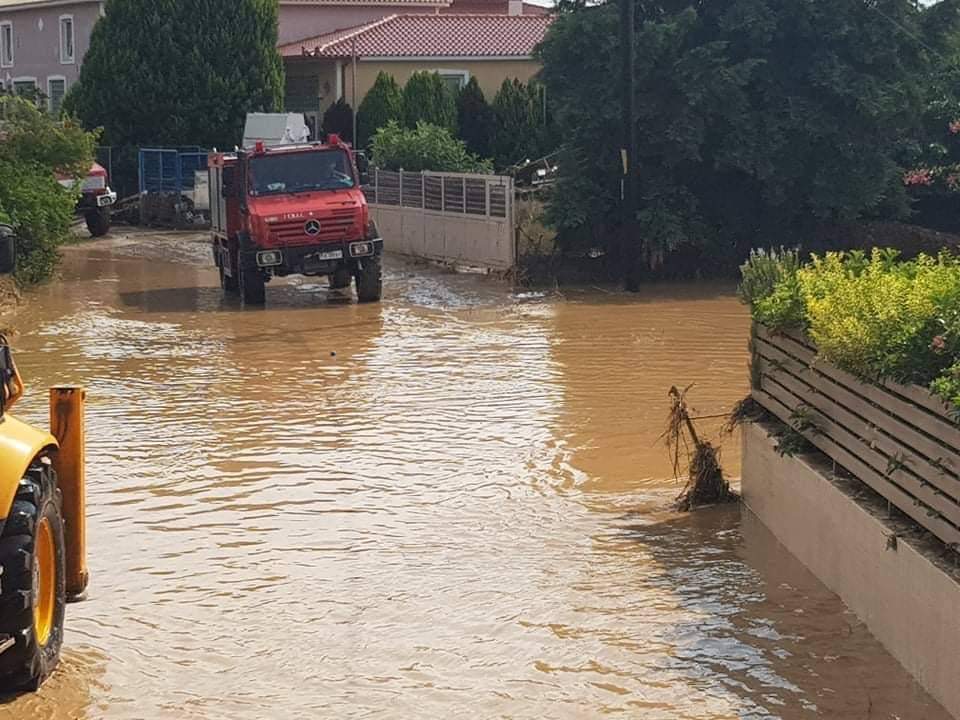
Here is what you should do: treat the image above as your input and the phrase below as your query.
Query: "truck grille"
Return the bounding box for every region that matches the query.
[269,209,358,245]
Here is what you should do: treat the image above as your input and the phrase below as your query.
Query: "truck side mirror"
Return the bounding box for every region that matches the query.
[355,153,370,185]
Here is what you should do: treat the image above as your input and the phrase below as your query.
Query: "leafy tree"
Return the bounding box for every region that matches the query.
[357,71,403,149]
[536,0,960,278]
[402,72,457,134]
[371,121,492,173]
[64,0,284,150]
[0,97,97,282]
[457,76,494,159]
[490,78,553,169]
[322,98,354,143]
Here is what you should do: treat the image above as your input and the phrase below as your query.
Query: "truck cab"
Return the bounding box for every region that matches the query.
[208,135,383,305]
[58,163,117,237]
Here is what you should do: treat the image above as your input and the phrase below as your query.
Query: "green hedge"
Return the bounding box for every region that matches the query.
[740,248,960,408]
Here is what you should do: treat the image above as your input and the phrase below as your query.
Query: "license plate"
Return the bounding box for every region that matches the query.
[314,249,343,261]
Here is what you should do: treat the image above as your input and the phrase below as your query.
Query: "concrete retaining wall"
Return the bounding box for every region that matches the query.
[370,205,515,271]
[742,420,960,719]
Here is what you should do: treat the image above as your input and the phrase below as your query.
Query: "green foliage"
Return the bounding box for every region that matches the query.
[322,98,354,143]
[741,246,960,406]
[402,72,457,134]
[537,1,960,274]
[738,247,803,329]
[797,250,960,382]
[65,0,284,149]
[490,78,554,169]
[0,97,96,283]
[457,77,494,159]
[371,121,492,173]
[738,247,800,306]
[357,72,403,149]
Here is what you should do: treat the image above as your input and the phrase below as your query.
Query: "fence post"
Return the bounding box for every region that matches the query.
[461,177,467,215]
[485,178,491,218]
[399,169,404,208]
[441,176,446,214]
[374,167,379,205]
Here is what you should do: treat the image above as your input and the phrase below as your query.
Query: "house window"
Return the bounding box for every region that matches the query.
[12,77,37,98]
[0,22,12,68]
[47,77,66,115]
[59,15,74,64]
[437,70,469,94]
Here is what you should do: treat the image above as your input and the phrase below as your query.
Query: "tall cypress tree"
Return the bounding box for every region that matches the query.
[490,78,550,169]
[401,72,457,135]
[65,0,284,149]
[456,76,493,159]
[357,71,403,149]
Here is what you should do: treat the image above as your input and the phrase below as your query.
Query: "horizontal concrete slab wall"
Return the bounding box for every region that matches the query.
[742,421,960,719]
[371,205,515,271]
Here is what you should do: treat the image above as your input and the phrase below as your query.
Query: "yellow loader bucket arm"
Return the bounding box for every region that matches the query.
[0,335,24,413]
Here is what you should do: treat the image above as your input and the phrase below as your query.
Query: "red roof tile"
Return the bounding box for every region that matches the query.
[280,13,552,58]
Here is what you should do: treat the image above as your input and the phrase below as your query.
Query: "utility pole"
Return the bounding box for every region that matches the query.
[351,37,358,146]
[619,0,637,230]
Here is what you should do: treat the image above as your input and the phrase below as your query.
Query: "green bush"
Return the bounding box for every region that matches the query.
[357,72,403,149]
[0,96,96,283]
[457,77,493,158]
[322,98,354,143]
[490,78,555,170]
[371,121,492,173]
[402,72,457,134]
[741,246,960,405]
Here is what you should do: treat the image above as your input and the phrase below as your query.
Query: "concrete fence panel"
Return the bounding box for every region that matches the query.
[366,169,515,271]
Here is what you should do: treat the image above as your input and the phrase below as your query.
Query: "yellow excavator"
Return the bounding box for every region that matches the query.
[0,335,86,691]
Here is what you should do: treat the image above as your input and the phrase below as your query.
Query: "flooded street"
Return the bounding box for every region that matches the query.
[0,230,949,719]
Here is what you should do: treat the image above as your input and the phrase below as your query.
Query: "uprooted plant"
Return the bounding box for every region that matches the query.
[663,385,737,511]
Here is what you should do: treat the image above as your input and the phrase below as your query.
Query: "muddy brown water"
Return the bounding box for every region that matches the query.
[0,230,950,719]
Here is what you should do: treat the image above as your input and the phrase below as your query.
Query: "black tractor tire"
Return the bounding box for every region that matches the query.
[0,460,65,692]
[219,260,238,294]
[85,208,110,238]
[329,267,353,290]
[239,265,266,306]
[354,256,382,303]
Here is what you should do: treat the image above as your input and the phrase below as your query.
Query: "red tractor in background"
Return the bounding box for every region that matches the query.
[208,134,382,305]
[59,162,117,237]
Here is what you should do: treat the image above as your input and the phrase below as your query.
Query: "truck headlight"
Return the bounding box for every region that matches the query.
[256,250,282,267]
[349,241,373,257]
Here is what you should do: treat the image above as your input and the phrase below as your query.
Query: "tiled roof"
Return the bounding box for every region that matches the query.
[281,13,552,58]
[280,0,445,4]
[0,0,97,8]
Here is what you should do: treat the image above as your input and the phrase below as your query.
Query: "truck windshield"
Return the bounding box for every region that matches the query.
[249,150,354,196]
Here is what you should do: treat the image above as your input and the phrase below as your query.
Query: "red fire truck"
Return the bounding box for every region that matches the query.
[208,135,382,305]
[59,162,116,237]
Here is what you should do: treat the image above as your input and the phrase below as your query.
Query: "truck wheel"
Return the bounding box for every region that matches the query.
[85,208,110,238]
[354,256,382,303]
[0,460,65,692]
[330,267,352,290]
[239,266,266,306]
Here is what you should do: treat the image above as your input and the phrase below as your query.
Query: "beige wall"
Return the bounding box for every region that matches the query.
[741,421,960,720]
[344,58,541,108]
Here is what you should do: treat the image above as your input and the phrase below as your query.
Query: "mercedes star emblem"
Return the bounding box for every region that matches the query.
[304,219,321,236]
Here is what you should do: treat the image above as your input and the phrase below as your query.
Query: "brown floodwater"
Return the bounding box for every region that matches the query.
[0,230,950,719]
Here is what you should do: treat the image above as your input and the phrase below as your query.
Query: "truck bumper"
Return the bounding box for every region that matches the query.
[77,189,117,212]
[243,237,383,277]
